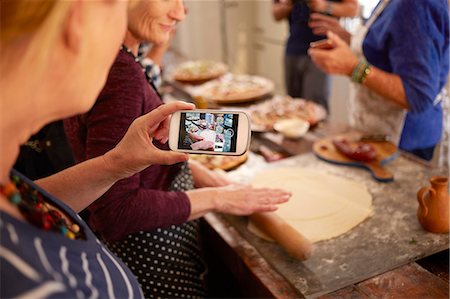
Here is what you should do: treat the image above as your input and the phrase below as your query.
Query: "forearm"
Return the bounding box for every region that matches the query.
[36,150,128,213]
[186,188,217,220]
[272,2,292,21]
[362,66,409,110]
[95,186,190,242]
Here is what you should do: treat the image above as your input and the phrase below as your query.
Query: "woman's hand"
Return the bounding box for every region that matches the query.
[104,101,195,179]
[308,13,351,44]
[214,184,291,215]
[308,31,358,76]
[188,132,204,142]
[186,185,291,219]
[189,159,230,188]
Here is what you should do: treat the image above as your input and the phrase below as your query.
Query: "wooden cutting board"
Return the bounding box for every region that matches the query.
[312,136,398,182]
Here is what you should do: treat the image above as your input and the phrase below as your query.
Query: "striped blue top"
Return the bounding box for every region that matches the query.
[0,171,143,298]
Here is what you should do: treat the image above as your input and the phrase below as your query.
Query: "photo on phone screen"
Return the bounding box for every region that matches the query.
[178,111,239,153]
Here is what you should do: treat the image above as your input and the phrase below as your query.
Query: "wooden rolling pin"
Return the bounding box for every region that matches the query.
[250,212,313,261]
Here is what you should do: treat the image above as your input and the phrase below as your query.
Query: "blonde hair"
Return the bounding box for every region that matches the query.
[0,0,60,44]
[1,0,72,76]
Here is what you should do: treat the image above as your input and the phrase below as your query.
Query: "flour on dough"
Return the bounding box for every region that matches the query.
[249,168,373,243]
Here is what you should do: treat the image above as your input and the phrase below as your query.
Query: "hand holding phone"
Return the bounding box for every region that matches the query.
[169,110,250,156]
[310,39,335,50]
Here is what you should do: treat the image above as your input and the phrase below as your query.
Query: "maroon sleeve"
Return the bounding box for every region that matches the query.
[83,54,190,243]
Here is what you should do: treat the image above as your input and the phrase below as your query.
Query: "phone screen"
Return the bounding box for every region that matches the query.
[177,112,239,153]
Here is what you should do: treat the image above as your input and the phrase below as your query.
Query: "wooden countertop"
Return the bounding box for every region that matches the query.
[161,79,449,297]
[202,213,448,298]
[200,122,449,298]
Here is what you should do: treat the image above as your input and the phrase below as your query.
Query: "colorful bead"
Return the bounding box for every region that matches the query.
[60,226,69,235]
[71,224,80,233]
[66,231,75,239]
[35,202,44,210]
[49,209,62,219]
[0,173,83,240]
[11,175,20,184]
[31,192,38,201]
[10,193,21,204]
[42,214,53,230]
[2,182,16,196]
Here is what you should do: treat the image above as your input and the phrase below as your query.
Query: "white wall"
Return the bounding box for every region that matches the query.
[170,0,352,123]
[172,0,223,62]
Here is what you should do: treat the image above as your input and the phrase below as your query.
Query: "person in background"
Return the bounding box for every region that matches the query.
[0,0,201,297]
[308,0,449,163]
[272,0,359,111]
[64,0,291,297]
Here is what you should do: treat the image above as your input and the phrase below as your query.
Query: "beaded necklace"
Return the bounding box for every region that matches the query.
[0,173,84,240]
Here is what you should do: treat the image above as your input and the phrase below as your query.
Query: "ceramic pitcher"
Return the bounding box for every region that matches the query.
[417,176,450,233]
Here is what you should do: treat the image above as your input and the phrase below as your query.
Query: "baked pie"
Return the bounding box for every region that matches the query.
[195,74,274,103]
[173,60,228,83]
[249,95,327,131]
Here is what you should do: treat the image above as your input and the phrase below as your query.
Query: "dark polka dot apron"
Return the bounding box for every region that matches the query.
[107,163,207,298]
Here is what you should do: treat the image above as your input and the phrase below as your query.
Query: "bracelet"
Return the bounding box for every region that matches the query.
[351,59,371,84]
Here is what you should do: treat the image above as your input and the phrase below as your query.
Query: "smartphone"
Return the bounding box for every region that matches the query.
[169,110,251,156]
[310,39,335,50]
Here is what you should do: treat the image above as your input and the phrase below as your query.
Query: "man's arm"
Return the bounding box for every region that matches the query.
[308,32,409,110]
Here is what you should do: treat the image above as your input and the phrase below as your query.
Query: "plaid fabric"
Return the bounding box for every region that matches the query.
[141,57,162,89]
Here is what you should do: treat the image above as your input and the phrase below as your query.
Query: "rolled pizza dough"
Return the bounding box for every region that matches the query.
[249,168,373,243]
